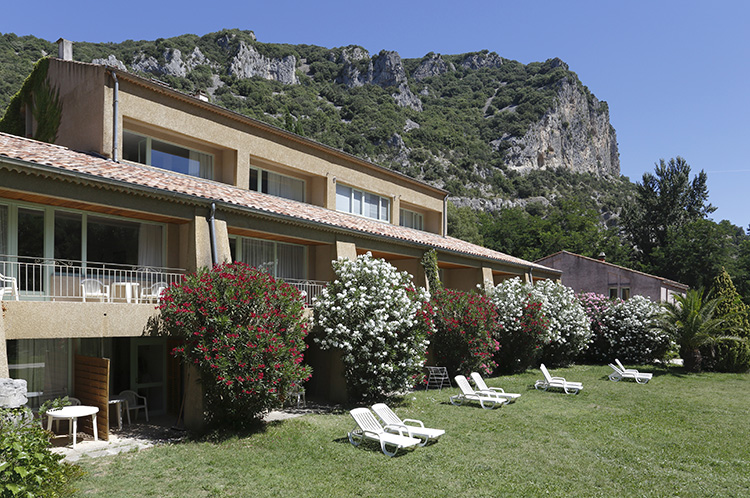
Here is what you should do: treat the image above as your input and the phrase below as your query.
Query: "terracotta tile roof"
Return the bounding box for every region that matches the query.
[0,132,558,273]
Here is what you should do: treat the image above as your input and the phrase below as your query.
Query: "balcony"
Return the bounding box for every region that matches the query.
[0,256,326,307]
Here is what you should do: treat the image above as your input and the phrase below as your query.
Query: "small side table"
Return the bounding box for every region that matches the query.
[46,405,99,448]
[109,397,130,430]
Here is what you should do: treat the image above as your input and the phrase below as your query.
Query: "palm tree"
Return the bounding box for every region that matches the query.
[658,289,729,371]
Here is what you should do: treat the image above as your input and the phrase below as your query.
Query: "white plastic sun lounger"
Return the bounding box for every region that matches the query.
[470,372,521,403]
[348,407,421,457]
[371,403,445,446]
[608,363,652,384]
[534,364,583,394]
[450,375,508,409]
[615,359,643,376]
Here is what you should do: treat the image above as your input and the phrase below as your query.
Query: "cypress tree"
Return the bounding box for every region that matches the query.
[711,268,750,339]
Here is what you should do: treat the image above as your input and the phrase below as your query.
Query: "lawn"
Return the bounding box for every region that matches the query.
[75,365,750,497]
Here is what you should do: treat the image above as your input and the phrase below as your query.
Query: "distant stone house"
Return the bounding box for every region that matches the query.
[535,251,688,303]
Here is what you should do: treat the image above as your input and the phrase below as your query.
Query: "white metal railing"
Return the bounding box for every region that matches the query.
[0,255,327,306]
[0,255,185,303]
[284,278,327,307]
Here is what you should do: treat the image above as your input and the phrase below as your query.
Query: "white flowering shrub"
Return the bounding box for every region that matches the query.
[591,295,671,364]
[313,253,434,401]
[486,277,591,368]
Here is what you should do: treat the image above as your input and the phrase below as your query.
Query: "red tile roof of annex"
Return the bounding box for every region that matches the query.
[0,132,558,274]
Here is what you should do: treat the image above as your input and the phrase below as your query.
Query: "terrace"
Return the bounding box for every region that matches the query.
[0,256,326,307]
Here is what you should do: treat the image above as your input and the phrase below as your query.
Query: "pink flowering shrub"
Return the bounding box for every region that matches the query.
[494,297,548,373]
[153,262,311,427]
[430,289,500,377]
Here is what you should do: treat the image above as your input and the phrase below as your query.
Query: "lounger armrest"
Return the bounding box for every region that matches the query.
[383,424,408,437]
[488,387,506,393]
[402,418,425,428]
[550,376,567,382]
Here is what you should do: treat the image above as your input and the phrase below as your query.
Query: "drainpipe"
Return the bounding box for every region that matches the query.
[111,71,119,162]
[443,193,448,237]
[209,203,218,266]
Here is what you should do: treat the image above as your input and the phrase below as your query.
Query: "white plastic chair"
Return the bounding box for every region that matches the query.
[118,390,149,422]
[608,363,653,384]
[348,407,421,457]
[0,273,19,301]
[470,372,521,403]
[371,403,445,446]
[534,364,583,394]
[450,375,508,409]
[140,281,168,303]
[81,278,110,302]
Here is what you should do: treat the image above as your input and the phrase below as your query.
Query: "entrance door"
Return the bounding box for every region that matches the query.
[130,338,167,416]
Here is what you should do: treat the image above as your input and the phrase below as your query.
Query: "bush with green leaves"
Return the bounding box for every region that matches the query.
[153,262,311,427]
[313,253,434,401]
[595,295,671,364]
[429,289,500,377]
[494,297,548,373]
[486,277,591,368]
[0,407,83,498]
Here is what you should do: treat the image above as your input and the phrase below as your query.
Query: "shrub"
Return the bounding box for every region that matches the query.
[699,337,750,373]
[494,297,548,373]
[577,292,614,362]
[487,278,591,369]
[597,295,671,364]
[313,253,434,401]
[0,407,83,498]
[429,289,500,376]
[153,262,311,427]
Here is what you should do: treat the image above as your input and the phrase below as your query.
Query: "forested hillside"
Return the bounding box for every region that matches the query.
[2,30,749,302]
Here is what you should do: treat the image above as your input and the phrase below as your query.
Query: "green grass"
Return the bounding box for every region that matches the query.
[75,365,750,497]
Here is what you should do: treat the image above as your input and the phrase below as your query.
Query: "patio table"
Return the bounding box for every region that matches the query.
[112,281,140,303]
[46,405,99,448]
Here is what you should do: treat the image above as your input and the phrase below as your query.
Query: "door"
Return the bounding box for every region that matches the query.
[130,338,167,416]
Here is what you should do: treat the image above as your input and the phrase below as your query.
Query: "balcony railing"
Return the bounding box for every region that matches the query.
[0,255,327,306]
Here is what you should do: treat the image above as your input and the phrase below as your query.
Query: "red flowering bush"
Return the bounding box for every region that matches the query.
[429,289,500,377]
[153,262,311,427]
[494,298,548,373]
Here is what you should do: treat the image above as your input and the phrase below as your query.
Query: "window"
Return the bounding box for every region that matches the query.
[122,131,213,179]
[620,288,631,300]
[609,288,618,300]
[234,237,305,281]
[8,339,71,410]
[336,184,390,222]
[249,168,305,202]
[400,208,424,230]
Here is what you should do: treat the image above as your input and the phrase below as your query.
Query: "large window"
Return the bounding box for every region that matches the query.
[249,168,305,202]
[123,130,213,180]
[232,236,305,281]
[336,184,390,222]
[400,208,424,230]
[8,339,71,410]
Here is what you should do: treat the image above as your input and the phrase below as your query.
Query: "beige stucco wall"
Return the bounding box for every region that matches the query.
[3,301,158,340]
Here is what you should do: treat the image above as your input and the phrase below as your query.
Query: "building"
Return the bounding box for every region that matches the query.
[0,46,559,431]
[535,251,688,302]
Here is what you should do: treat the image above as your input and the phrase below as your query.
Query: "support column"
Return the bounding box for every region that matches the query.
[0,309,9,378]
[335,240,357,261]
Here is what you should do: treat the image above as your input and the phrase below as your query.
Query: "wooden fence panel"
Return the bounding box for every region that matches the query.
[74,355,109,441]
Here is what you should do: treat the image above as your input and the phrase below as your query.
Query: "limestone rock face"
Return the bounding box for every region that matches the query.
[335,47,372,87]
[413,53,454,81]
[229,41,298,85]
[92,54,127,71]
[392,83,423,111]
[497,78,619,176]
[461,51,503,70]
[372,51,407,87]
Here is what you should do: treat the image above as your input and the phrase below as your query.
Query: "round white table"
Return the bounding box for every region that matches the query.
[46,405,99,448]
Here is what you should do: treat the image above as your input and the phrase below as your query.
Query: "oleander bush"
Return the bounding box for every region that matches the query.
[429,289,500,376]
[584,294,670,364]
[313,253,434,401]
[0,407,83,498]
[486,278,591,370]
[152,262,311,427]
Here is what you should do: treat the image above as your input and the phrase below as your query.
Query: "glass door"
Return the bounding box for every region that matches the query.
[130,338,167,416]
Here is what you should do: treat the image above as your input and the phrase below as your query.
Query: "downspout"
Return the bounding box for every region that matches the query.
[209,203,218,266]
[111,71,119,162]
[443,193,448,237]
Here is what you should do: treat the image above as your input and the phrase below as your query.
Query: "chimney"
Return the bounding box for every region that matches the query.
[597,252,606,262]
[57,38,73,60]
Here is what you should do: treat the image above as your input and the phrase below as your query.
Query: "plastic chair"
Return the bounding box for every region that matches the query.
[118,390,149,422]
[81,278,110,302]
[140,281,168,303]
[0,273,19,301]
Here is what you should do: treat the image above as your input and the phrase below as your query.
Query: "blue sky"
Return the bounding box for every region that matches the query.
[3,1,749,228]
